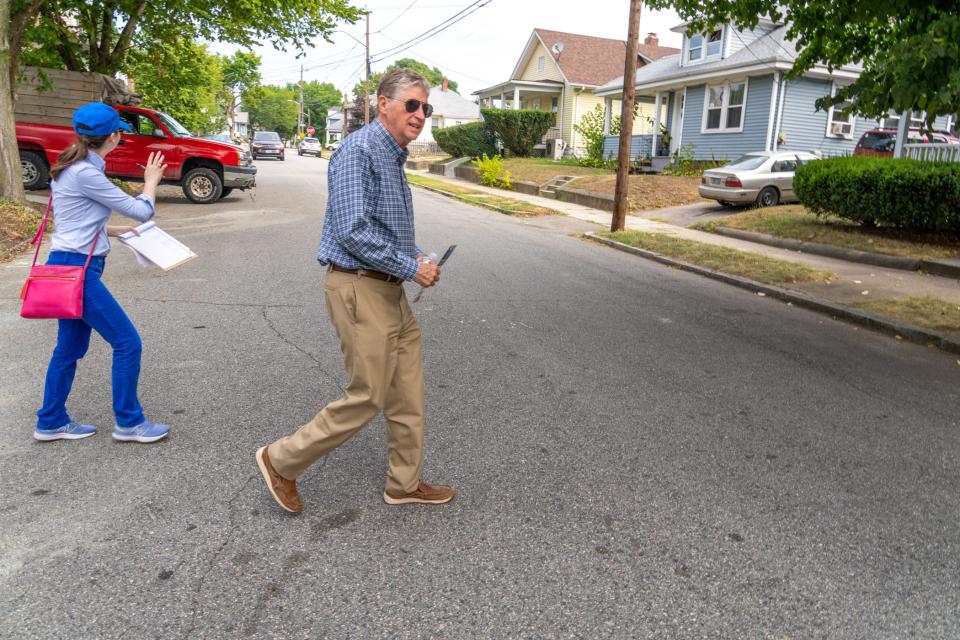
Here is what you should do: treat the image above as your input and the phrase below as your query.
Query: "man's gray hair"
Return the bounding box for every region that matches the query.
[377,68,430,99]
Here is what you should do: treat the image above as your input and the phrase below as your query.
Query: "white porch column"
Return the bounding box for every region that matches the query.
[500,91,505,109]
[603,97,612,135]
[652,92,663,156]
[894,109,910,158]
[513,87,520,110]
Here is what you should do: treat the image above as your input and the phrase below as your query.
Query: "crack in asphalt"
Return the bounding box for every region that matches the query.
[260,306,346,394]
[181,474,254,640]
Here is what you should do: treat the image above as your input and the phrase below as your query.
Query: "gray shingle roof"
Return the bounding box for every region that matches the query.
[597,26,860,94]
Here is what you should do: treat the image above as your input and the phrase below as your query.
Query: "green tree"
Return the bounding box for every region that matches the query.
[244,84,298,138]
[574,104,626,163]
[128,37,226,135]
[645,0,960,125]
[221,51,261,140]
[286,79,341,134]
[1,0,360,201]
[351,57,458,103]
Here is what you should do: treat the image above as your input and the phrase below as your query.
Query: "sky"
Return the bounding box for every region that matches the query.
[207,0,684,99]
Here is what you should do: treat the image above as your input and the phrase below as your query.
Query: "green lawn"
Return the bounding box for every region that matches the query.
[709,205,960,260]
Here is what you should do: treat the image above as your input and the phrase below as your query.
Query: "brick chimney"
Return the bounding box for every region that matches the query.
[644,33,659,46]
[441,77,449,92]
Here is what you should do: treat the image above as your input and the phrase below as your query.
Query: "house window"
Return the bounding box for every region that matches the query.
[881,110,926,130]
[702,80,747,132]
[687,28,722,63]
[826,83,855,139]
[551,97,558,113]
[532,98,541,110]
[538,55,545,72]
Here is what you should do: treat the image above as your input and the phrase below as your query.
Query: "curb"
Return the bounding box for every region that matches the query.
[409,182,525,218]
[586,233,960,356]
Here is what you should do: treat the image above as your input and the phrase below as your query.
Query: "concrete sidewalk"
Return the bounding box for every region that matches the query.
[408,170,960,306]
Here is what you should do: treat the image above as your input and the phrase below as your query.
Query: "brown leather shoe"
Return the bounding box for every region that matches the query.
[256,446,303,513]
[383,481,455,505]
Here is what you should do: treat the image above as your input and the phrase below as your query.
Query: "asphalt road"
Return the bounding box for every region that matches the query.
[1,152,958,639]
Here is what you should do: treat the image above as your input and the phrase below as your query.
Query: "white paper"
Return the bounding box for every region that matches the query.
[118,221,197,271]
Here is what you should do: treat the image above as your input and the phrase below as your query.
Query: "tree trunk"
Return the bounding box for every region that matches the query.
[0,0,27,202]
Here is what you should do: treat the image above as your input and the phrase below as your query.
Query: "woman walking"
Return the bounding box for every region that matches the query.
[33,101,170,443]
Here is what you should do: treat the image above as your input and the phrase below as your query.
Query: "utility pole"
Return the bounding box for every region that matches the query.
[364,10,371,125]
[342,93,350,140]
[611,0,642,232]
[298,64,305,139]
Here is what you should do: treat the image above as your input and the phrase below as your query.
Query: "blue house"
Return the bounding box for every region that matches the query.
[595,19,955,167]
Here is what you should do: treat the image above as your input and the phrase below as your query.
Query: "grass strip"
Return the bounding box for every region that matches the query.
[853,296,960,335]
[406,173,562,217]
[708,205,960,260]
[0,199,45,262]
[598,230,835,285]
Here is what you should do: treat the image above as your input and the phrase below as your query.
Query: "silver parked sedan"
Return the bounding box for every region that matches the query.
[698,150,819,207]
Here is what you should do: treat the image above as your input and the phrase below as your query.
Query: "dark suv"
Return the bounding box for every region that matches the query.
[250,131,284,161]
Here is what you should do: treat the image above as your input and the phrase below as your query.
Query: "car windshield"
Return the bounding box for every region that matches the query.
[723,155,769,170]
[155,111,192,137]
[858,132,895,151]
[303,138,319,143]
[254,132,281,142]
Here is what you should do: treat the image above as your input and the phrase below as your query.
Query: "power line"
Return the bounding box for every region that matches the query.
[376,33,495,85]
[369,0,493,64]
[378,0,420,33]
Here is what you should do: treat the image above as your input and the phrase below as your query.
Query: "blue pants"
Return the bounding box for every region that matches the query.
[36,251,145,430]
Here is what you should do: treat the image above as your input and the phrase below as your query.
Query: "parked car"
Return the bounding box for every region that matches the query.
[853,128,960,157]
[250,131,284,160]
[326,140,341,151]
[699,151,820,207]
[298,137,322,156]
[16,90,256,203]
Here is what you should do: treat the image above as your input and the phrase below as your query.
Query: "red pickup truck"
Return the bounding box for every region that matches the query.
[17,104,256,203]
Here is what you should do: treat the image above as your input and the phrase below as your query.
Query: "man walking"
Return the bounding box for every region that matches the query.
[256,68,453,513]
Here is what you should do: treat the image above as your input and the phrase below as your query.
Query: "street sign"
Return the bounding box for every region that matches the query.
[306,126,315,135]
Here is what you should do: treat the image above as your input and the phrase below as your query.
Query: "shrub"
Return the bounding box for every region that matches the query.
[475,154,513,189]
[480,108,556,157]
[433,122,497,159]
[794,156,960,232]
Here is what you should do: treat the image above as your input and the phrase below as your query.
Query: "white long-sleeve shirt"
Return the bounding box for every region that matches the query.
[49,151,155,256]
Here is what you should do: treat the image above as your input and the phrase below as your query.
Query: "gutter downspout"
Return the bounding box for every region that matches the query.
[765,71,780,152]
[773,73,786,151]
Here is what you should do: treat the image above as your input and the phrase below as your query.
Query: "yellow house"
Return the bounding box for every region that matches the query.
[474,28,679,157]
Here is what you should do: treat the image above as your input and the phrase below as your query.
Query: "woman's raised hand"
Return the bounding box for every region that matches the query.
[143,152,167,187]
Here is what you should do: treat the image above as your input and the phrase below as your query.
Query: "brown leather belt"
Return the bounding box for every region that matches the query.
[329,264,404,284]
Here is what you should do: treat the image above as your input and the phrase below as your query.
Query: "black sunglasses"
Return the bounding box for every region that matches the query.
[387,97,433,118]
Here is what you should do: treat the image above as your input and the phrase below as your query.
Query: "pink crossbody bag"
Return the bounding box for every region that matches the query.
[19,196,97,320]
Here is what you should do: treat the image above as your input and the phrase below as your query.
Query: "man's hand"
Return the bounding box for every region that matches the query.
[415,260,440,287]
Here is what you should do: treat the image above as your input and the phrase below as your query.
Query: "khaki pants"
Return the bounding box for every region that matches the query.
[268,269,425,495]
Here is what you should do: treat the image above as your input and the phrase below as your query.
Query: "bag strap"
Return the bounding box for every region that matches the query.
[30,195,98,269]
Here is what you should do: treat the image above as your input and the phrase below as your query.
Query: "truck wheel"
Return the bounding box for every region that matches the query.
[182,167,223,203]
[20,151,49,190]
[219,187,233,199]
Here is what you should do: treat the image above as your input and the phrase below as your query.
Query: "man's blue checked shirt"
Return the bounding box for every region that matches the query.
[317,119,422,280]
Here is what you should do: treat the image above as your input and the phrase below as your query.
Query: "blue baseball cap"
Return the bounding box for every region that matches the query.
[72,102,132,136]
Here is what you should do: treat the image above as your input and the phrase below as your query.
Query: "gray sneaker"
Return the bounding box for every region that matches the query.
[112,418,170,443]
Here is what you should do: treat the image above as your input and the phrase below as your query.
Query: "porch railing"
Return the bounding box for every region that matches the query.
[543,127,561,141]
[903,143,960,162]
[407,140,442,156]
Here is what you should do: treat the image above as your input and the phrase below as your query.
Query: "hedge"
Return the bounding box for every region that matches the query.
[480,108,556,157]
[794,156,960,233]
[433,122,497,159]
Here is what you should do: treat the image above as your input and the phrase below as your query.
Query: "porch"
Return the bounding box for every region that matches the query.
[474,79,563,155]
[600,89,683,171]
